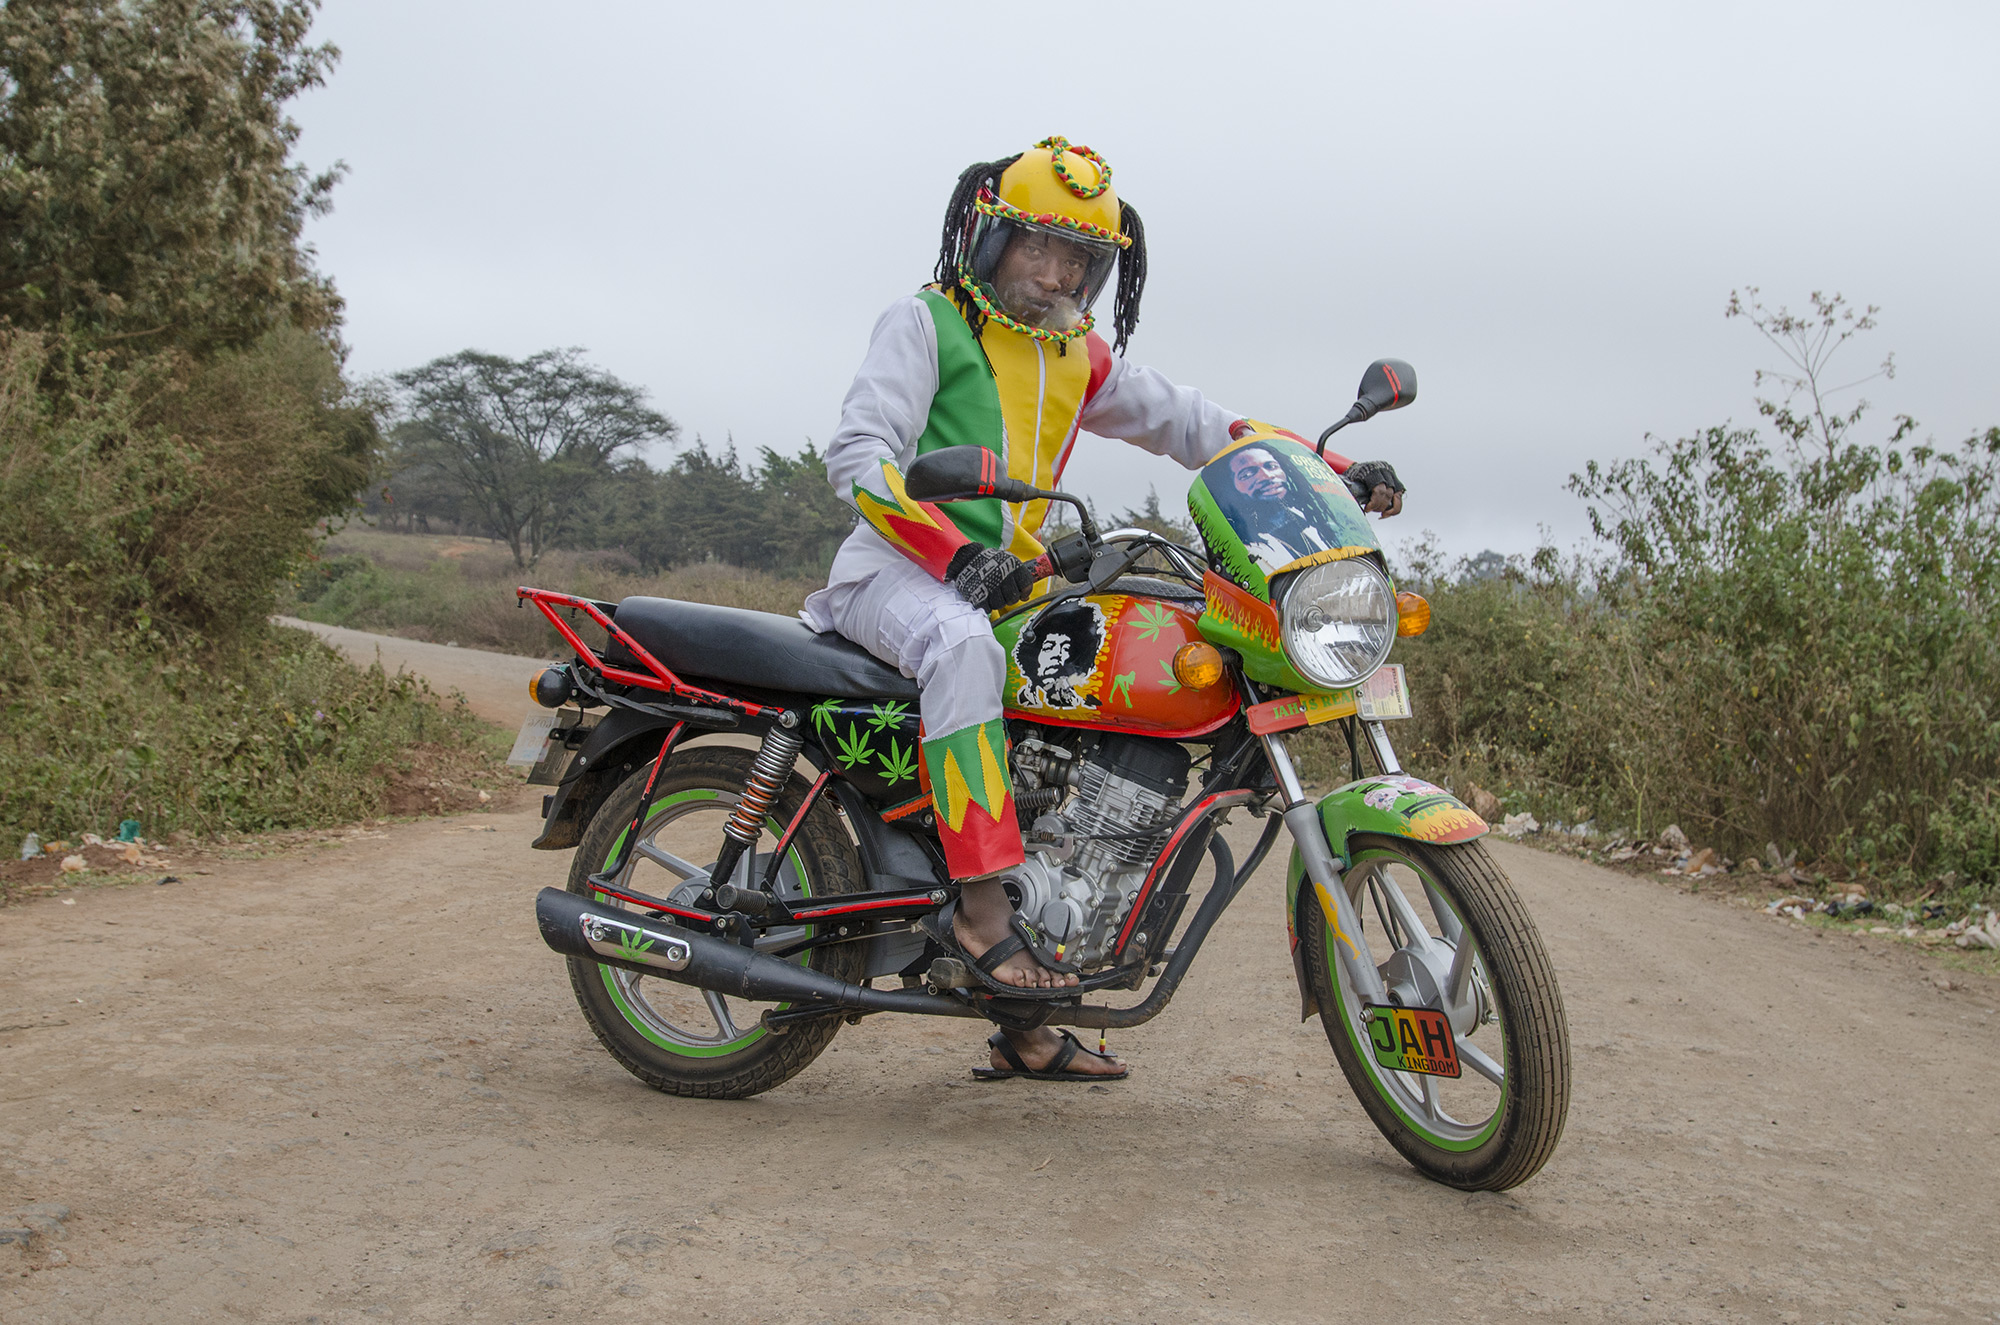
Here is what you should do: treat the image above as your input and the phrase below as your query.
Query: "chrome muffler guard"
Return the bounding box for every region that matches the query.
[576,909,693,972]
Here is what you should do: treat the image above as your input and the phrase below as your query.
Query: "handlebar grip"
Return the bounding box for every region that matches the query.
[1029,552,1054,581]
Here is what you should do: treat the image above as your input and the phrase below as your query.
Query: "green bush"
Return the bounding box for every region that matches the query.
[1371,296,2000,895]
[0,327,492,847]
[0,327,373,640]
[0,617,487,841]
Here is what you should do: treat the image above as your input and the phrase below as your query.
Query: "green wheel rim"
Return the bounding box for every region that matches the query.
[590,788,813,1059]
[1322,846,1506,1152]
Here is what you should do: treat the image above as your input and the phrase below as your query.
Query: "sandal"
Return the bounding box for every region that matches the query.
[972,1029,1128,1082]
[922,906,1079,1001]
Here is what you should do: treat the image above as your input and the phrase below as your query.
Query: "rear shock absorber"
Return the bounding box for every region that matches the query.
[708,714,802,898]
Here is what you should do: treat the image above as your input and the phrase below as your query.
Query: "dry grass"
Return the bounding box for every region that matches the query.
[292,528,823,655]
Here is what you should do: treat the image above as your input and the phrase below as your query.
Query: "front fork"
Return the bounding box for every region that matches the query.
[1262,728,1388,1007]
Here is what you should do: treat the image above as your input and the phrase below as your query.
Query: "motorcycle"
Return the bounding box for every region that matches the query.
[515,359,1571,1190]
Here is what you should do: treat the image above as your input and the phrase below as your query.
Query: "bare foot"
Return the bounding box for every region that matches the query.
[996,1027,1125,1077]
[953,878,1079,990]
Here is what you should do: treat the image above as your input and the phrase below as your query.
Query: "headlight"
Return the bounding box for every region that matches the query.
[1280,558,1397,690]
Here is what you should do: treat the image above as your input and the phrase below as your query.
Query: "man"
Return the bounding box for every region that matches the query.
[1227,446,1335,567]
[802,137,1403,1079]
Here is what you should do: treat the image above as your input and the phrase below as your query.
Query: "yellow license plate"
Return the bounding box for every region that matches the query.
[1366,1005,1461,1078]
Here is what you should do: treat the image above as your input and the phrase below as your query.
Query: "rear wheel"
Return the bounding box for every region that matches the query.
[565,745,863,1099]
[1302,833,1569,1189]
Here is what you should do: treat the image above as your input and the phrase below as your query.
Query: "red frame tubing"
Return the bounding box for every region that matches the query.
[600,722,687,880]
[515,587,781,720]
[788,890,948,922]
[758,769,833,890]
[588,881,714,927]
[1110,790,1257,957]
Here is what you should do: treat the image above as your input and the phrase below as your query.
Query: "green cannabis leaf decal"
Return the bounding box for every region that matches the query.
[868,700,910,733]
[835,723,873,769]
[1157,658,1182,694]
[810,698,840,733]
[879,739,917,785]
[1130,602,1175,642]
[615,928,655,960]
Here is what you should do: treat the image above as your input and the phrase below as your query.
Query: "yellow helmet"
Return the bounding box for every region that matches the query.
[991,138,1126,244]
[954,136,1137,346]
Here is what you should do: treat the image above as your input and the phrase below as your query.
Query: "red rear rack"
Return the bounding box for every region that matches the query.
[516,586,784,721]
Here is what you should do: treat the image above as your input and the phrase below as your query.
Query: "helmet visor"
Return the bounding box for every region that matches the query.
[966,214,1120,334]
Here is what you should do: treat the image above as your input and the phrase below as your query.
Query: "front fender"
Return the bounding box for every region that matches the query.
[1282,776,1488,1020]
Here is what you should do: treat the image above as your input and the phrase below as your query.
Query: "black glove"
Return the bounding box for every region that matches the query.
[946,544,1037,613]
[1343,460,1406,511]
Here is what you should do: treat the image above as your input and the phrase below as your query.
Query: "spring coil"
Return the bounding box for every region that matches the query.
[722,725,804,845]
[1015,786,1063,812]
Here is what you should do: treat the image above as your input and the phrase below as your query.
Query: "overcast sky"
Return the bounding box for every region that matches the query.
[294,0,2000,562]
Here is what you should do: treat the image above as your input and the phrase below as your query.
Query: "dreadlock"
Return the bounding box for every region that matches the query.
[1110,199,1146,355]
[933,155,1021,342]
[931,153,1150,356]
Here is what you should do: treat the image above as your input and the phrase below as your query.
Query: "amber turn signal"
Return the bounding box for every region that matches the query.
[1172,641,1226,690]
[1395,591,1431,638]
[530,666,576,708]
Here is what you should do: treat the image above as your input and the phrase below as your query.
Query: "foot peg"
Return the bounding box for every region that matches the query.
[926,957,973,992]
[712,883,775,917]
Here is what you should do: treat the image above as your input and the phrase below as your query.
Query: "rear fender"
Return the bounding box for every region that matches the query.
[530,709,683,850]
[1281,776,1488,1020]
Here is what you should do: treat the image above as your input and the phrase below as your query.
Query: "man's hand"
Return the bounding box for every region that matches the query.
[947,545,1037,613]
[1344,460,1406,519]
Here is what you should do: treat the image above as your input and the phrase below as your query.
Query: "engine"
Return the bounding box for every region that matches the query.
[1007,733,1191,971]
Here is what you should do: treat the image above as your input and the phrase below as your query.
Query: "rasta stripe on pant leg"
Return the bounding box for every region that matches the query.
[922,719,1024,879]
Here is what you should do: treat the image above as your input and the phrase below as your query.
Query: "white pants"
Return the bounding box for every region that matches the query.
[800,550,1007,740]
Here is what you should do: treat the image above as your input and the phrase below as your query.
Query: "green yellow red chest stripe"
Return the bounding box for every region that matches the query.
[850,290,1112,579]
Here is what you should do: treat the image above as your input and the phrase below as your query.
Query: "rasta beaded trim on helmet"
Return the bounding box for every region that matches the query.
[1036,135,1112,199]
[932,144,1149,355]
[972,192,1132,248]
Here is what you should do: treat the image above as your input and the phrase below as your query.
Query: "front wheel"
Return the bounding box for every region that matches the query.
[1301,833,1570,1189]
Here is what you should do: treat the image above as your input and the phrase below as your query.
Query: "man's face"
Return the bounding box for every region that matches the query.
[993,229,1096,330]
[1230,449,1288,502]
[1036,633,1072,677]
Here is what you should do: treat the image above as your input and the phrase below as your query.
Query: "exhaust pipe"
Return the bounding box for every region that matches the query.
[534,888,975,1017]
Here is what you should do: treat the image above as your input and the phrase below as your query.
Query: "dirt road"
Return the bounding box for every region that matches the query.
[5,635,1998,1322]
[275,617,555,727]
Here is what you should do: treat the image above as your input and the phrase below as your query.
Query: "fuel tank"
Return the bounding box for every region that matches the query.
[995,590,1238,738]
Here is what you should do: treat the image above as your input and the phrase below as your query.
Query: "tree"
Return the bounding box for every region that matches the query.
[747,444,859,572]
[0,0,343,353]
[388,349,677,568]
[1111,485,1197,546]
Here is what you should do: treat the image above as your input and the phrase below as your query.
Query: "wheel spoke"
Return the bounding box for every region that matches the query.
[1378,870,1442,956]
[1420,1072,1441,1122]
[1424,880,1464,947]
[703,989,741,1041]
[1459,1039,1505,1086]
[1446,930,1476,1006]
[1367,873,1404,948]
[633,839,708,880]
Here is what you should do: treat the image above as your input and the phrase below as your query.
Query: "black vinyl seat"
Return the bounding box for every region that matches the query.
[607,597,919,701]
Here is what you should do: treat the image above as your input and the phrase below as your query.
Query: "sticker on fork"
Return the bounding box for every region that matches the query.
[1366,1006,1461,1078]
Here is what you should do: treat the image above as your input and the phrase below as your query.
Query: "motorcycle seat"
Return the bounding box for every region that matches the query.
[607,596,920,701]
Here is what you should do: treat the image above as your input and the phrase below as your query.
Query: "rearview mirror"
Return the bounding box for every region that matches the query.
[1356,358,1416,414]
[903,448,1036,503]
[1317,357,1418,456]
